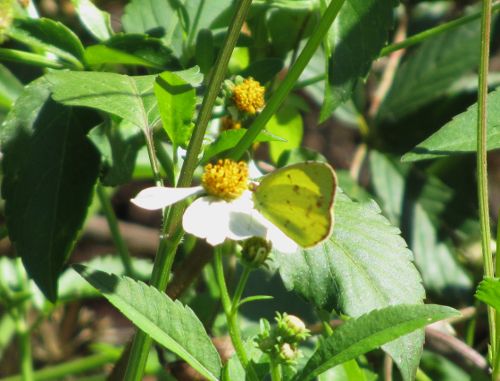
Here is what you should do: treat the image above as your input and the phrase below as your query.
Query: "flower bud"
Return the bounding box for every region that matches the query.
[279,343,299,363]
[241,237,272,268]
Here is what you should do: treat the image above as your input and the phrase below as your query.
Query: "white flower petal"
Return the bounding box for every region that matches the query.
[226,191,268,240]
[131,186,203,210]
[265,223,298,253]
[182,196,233,246]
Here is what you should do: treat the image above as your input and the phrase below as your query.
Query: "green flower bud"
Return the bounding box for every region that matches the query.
[279,343,299,363]
[241,237,272,268]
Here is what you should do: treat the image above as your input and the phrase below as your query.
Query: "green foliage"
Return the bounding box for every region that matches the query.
[402,88,500,162]
[0,63,22,110]
[75,265,222,381]
[378,18,480,121]
[476,277,500,311]
[293,304,458,381]
[322,0,398,114]
[275,190,426,380]
[266,104,303,164]
[154,71,196,148]
[71,0,113,41]
[0,78,100,302]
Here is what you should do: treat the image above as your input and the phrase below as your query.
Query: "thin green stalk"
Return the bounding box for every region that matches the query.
[475,0,496,374]
[415,368,432,381]
[231,266,251,315]
[214,250,249,368]
[0,353,116,381]
[380,2,500,57]
[228,0,346,160]
[16,321,33,381]
[96,183,134,277]
[153,139,176,186]
[269,358,282,381]
[123,2,253,379]
[0,48,64,69]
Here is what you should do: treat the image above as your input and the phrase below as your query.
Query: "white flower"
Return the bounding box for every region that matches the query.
[131,160,297,253]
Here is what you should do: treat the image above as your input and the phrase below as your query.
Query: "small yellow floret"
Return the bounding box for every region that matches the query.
[220,116,242,131]
[202,159,249,200]
[232,78,265,115]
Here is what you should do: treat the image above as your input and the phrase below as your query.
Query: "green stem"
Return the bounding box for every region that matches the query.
[0,48,64,69]
[228,0,346,160]
[0,353,116,381]
[476,0,495,362]
[123,2,253,379]
[231,266,251,315]
[270,358,282,381]
[317,309,333,336]
[214,250,249,366]
[96,183,134,277]
[16,320,33,381]
[415,368,432,381]
[154,140,176,186]
[380,2,500,57]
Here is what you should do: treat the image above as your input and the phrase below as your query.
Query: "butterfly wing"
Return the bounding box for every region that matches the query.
[253,162,336,248]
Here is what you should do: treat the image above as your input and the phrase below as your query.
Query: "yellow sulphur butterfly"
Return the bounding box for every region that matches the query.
[252,162,337,248]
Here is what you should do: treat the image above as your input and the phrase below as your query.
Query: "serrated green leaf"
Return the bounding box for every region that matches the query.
[274,190,425,381]
[370,151,472,299]
[324,0,398,113]
[154,71,196,148]
[121,0,184,57]
[71,0,113,41]
[201,128,284,164]
[47,71,159,130]
[8,18,85,67]
[0,78,100,302]
[378,18,480,121]
[402,87,500,162]
[293,304,459,381]
[74,265,222,381]
[476,277,500,311]
[266,105,303,164]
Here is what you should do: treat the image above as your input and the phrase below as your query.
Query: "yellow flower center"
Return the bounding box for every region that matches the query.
[202,159,249,200]
[220,116,242,131]
[232,78,265,115]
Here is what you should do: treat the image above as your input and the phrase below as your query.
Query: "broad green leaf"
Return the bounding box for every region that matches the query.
[154,71,196,148]
[71,0,113,41]
[74,265,222,381]
[277,147,327,167]
[0,78,100,302]
[274,190,425,381]
[323,0,398,113]
[8,18,85,66]
[88,119,145,186]
[85,33,172,68]
[184,0,233,47]
[378,19,480,121]
[370,151,473,299]
[46,71,159,130]
[121,0,184,57]
[293,304,459,381]
[0,63,23,110]
[476,277,500,311]
[402,88,500,162]
[195,29,215,75]
[266,105,303,164]
[201,129,284,164]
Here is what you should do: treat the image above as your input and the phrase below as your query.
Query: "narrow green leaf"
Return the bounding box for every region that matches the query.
[266,104,303,164]
[71,0,113,41]
[195,29,215,75]
[324,0,398,113]
[378,19,480,121]
[476,277,500,311]
[0,63,23,110]
[293,304,459,381]
[0,78,100,301]
[47,71,159,130]
[74,265,222,381]
[8,18,85,66]
[402,87,500,162]
[275,190,425,381]
[154,71,196,148]
[85,34,172,68]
